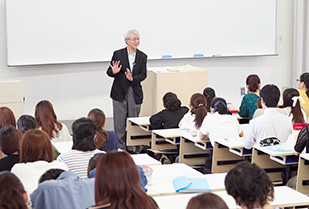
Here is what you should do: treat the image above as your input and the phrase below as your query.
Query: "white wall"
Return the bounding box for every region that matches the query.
[0,0,294,120]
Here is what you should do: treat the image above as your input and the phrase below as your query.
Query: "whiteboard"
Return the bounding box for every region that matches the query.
[5,0,277,66]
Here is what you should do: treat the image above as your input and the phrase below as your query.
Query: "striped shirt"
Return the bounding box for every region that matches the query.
[57,149,104,178]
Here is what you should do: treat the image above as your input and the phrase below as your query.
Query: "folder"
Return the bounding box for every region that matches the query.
[173,176,210,193]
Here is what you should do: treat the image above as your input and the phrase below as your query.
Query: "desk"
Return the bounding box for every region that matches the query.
[297,153,309,194]
[212,137,250,173]
[153,186,309,209]
[130,154,161,166]
[150,129,185,152]
[147,173,226,197]
[252,144,298,183]
[179,133,212,166]
[126,117,152,147]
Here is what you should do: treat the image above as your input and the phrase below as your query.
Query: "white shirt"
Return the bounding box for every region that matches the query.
[51,123,72,142]
[11,160,68,195]
[57,149,104,178]
[127,47,136,72]
[244,108,293,149]
[179,112,198,132]
[199,112,242,146]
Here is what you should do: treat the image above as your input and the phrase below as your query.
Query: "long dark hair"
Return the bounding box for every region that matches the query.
[281,88,305,123]
[203,87,216,112]
[190,93,207,129]
[94,152,158,209]
[211,97,231,115]
[35,100,62,139]
[87,108,109,149]
[71,118,96,151]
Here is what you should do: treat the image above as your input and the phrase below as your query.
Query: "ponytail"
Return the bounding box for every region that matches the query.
[94,128,109,149]
[190,93,207,129]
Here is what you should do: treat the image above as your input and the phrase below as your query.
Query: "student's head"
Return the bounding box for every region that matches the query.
[211,97,230,115]
[298,72,309,90]
[88,153,105,178]
[35,100,62,139]
[39,168,65,184]
[0,107,16,130]
[259,84,280,108]
[87,108,109,149]
[0,171,28,209]
[246,74,261,93]
[0,126,22,156]
[225,161,274,209]
[203,87,216,112]
[17,115,37,134]
[19,129,54,163]
[186,193,228,209]
[71,117,96,152]
[94,151,157,209]
[190,93,207,129]
[163,92,181,111]
[282,88,304,123]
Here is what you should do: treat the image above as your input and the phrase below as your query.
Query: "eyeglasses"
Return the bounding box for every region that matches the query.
[296,79,301,82]
[129,38,140,42]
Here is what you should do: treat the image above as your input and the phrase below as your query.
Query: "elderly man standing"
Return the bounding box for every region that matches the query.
[107,29,147,152]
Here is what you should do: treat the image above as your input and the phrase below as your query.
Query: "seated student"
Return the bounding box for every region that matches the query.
[244,84,292,149]
[57,118,104,178]
[150,92,189,129]
[89,151,157,209]
[186,193,228,209]
[297,72,309,120]
[87,153,148,191]
[0,126,22,172]
[279,88,307,123]
[203,87,216,112]
[199,97,243,173]
[0,171,29,209]
[179,93,207,134]
[35,100,71,142]
[0,106,16,129]
[30,169,95,209]
[225,161,274,209]
[17,114,37,134]
[87,108,118,152]
[11,129,68,195]
[17,114,60,159]
[238,74,261,120]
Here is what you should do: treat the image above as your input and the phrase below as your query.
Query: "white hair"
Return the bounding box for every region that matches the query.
[124,29,140,44]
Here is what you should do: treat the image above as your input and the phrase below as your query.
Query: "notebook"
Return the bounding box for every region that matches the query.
[173,176,210,193]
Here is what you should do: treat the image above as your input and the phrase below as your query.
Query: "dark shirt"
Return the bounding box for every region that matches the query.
[0,154,19,172]
[294,125,309,153]
[99,131,118,152]
[150,106,189,129]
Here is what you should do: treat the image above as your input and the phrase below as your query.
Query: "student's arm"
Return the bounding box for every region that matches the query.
[243,123,255,149]
[238,96,248,117]
[294,125,309,155]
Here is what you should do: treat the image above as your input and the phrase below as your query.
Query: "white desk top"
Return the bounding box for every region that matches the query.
[253,143,294,156]
[130,154,161,166]
[127,116,150,125]
[153,186,309,209]
[300,153,309,161]
[214,137,245,148]
[148,163,202,180]
[147,173,227,196]
[152,128,187,138]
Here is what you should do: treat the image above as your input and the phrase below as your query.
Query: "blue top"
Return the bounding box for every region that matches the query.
[99,130,118,152]
[238,93,259,120]
[30,171,95,209]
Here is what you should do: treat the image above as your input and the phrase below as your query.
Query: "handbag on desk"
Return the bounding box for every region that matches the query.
[260,137,280,147]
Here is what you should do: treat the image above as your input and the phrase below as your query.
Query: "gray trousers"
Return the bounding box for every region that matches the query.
[113,87,141,150]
